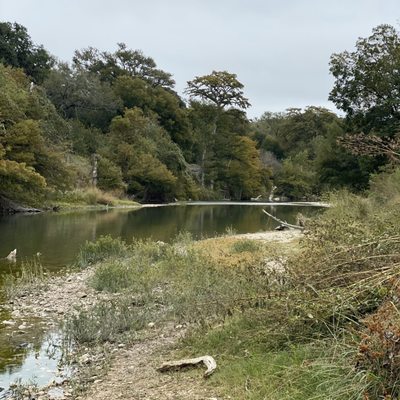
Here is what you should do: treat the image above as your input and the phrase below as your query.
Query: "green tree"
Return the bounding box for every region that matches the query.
[113,75,193,151]
[275,151,317,200]
[218,135,264,199]
[0,143,46,202]
[107,108,189,201]
[0,63,72,204]
[186,71,251,192]
[329,24,400,135]
[0,22,53,83]
[44,63,122,130]
[73,43,175,88]
[97,157,125,192]
[185,70,250,110]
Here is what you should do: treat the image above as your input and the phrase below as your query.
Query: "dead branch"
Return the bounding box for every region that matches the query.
[157,355,217,378]
[262,209,304,231]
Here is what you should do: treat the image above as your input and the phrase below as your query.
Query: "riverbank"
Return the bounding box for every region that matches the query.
[2,187,398,400]
[1,230,300,399]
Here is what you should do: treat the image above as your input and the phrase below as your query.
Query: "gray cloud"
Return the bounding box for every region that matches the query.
[1,0,399,118]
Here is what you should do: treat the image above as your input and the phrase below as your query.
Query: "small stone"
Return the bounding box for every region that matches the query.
[94,379,102,384]
[2,320,15,326]
[118,343,125,348]
[147,322,155,328]
[47,387,65,400]
[175,324,183,329]
[79,353,91,364]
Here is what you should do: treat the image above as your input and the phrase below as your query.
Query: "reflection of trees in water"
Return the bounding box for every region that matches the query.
[0,206,322,274]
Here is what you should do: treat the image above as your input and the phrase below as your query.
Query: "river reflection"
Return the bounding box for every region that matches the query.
[0,203,321,273]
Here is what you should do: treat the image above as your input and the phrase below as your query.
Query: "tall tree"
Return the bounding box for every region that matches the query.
[0,64,71,203]
[0,22,53,83]
[44,63,122,130]
[185,70,250,110]
[186,71,251,188]
[73,43,175,88]
[329,24,400,136]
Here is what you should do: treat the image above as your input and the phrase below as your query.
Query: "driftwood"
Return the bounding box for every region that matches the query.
[262,209,304,231]
[6,249,17,262]
[157,355,217,378]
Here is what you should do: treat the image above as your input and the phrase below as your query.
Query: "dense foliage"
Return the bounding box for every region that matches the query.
[1,22,400,206]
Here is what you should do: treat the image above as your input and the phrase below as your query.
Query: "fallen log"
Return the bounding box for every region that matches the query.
[262,209,304,231]
[157,355,217,378]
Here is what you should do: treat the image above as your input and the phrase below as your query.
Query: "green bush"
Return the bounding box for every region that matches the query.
[90,261,134,293]
[77,235,128,268]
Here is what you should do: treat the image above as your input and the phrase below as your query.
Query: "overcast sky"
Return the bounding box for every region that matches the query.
[1,0,399,118]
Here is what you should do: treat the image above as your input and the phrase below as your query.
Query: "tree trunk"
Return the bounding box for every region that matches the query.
[92,154,98,187]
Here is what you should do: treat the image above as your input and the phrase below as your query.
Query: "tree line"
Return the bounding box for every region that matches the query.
[1,22,399,205]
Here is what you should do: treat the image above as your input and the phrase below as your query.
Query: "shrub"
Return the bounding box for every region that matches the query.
[357,282,400,399]
[76,235,128,268]
[64,298,145,344]
[90,261,134,293]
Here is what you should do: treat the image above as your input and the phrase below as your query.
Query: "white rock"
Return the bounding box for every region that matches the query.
[79,354,91,364]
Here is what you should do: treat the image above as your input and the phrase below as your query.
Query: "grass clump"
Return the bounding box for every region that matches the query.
[231,239,261,253]
[64,298,146,344]
[90,261,135,293]
[76,235,128,268]
[61,188,117,206]
[3,259,47,299]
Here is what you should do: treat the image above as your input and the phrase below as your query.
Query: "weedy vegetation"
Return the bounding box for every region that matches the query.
[3,259,48,299]
[60,167,400,399]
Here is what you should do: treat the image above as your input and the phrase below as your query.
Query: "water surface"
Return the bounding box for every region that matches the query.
[0,203,320,273]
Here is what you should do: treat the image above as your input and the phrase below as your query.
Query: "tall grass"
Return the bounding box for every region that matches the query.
[3,259,47,299]
[64,298,146,344]
[61,188,117,206]
[76,235,128,268]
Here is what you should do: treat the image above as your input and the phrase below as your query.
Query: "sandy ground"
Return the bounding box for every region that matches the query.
[81,326,220,400]
[232,229,302,242]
